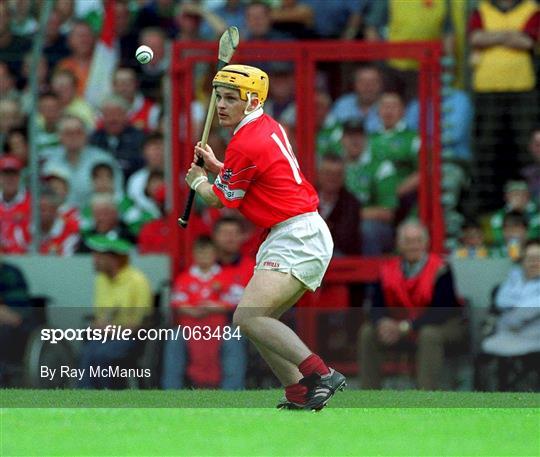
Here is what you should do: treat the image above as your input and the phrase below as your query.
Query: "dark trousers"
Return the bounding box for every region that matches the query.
[472,91,539,212]
[79,339,138,389]
[359,317,466,390]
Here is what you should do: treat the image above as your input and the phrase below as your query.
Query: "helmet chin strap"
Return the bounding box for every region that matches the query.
[244,92,261,115]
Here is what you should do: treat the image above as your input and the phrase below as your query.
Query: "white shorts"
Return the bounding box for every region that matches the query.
[254,211,334,292]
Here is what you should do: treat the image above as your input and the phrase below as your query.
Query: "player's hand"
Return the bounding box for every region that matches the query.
[377,318,401,346]
[194,142,223,174]
[185,161,207,189]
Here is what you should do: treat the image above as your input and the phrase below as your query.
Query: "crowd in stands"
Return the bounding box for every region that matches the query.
[1,0,540,390]
[1,0,539,261]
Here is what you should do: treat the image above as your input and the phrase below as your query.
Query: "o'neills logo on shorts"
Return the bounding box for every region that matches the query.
[263,261,280,268]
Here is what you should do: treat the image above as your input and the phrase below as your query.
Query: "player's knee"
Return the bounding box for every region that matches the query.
[232,309,251,334]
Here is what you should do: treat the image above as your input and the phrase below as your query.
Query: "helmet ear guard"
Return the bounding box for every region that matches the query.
[243,91,261,114]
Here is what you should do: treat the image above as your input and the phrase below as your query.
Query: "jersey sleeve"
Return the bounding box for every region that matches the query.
[212,148,259,208]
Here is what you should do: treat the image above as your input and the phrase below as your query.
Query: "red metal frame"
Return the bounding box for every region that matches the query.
[169,40,443,281]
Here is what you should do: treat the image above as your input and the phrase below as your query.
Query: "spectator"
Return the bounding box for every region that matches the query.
[126,133,164,216]
[265,63,295,121]
[302,0,366,39]
[0,156,30,254]
[133,0,177,38]
[112,67,161,133]
[521,127,540,203]
[56,20,96,97]
[0,99,25,151]
[10,0,38,38]
[79,234,152,389]
[358,220,466,390]
[42,115,123,208]
[342,120,399,255]
[43,9,70,69]
[51,69,95,129]
[136,27,169,102]
[491,210,530,261]
[36,92,62,152]
[4,185,81,256]
[489,181,540,246]
[137,183,171,254]
[41,161,78,222]
[0,63,19,103]
[366,0,453,100]
[280,90,343,158]
[36,186,80,256]
[89,96,146,179]
[372,92,420,212]
[452,219,490,259]
[329,65,384,131]
[79,192,140,252]
[469,0,540,211]
[271,0,316,40]
[341,119,367,167]
[80,163,154,243]
[481,239,540,360]
[3,128,29,170]
[55,0,75,34]
[162,236,239,389]
[174,1,226,41]
[212,216,254,389]
[201,0,246,38]
[317,154,361,256]
[245,1,290,41]
[0,257,31,386]
[0,2,31,82]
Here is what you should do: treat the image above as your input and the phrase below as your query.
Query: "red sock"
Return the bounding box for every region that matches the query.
[285,383,308,404]
[298,353,330,377]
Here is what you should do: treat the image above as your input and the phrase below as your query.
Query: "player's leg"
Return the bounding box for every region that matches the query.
[247,287,307,386]
[233,270,312,371]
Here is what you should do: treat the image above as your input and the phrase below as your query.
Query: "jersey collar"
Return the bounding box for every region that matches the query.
[189,264,222,281]
[234,108,264,135]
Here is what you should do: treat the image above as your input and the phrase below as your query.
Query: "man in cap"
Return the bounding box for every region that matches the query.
[79,234,152,389]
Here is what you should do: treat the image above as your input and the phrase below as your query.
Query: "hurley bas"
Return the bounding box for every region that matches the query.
[41,365,151,381]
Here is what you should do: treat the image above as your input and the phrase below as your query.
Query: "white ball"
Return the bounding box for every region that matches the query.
[136,45,154,64]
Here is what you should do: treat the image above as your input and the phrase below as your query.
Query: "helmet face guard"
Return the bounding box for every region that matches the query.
[213,65,269,105]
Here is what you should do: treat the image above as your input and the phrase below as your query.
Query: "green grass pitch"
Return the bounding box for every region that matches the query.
[1,390,539,456]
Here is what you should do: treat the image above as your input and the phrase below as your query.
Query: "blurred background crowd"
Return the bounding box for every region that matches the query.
[1,0,539,258]
[1,0,539,391]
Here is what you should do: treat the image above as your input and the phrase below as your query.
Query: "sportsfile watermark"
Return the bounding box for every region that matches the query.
[41,325,242,345]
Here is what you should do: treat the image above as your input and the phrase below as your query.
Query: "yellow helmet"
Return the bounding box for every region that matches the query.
[213,64,269,105]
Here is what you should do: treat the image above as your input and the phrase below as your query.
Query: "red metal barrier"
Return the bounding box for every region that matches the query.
[169,40,443,283]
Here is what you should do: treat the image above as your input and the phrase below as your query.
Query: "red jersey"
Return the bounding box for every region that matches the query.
[0,190,31,254]
[137,218,171,254]
[212,110,319,228]
[219,255,255,307]
[5,214,81,256]
[170,264,233,387]
[39,215,80,256]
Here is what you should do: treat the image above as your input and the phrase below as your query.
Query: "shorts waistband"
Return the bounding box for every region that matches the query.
[271,211,319,231]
